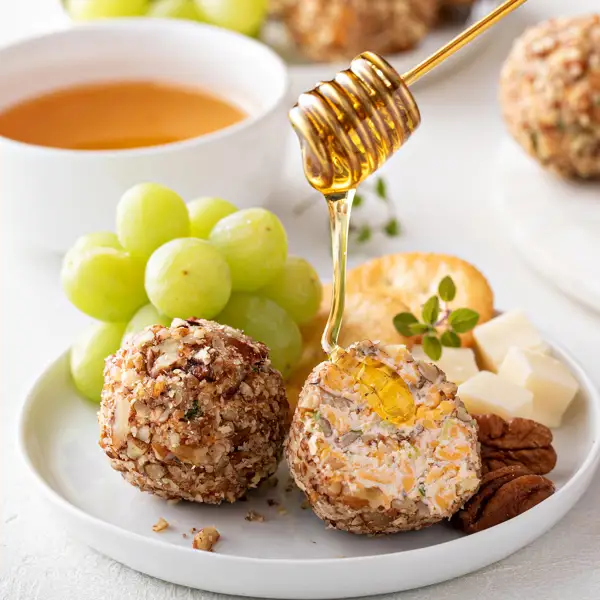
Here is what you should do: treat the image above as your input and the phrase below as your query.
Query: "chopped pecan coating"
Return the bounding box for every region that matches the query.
[475,414,557,475]
[454,466,555,534]
[192,527,220,551]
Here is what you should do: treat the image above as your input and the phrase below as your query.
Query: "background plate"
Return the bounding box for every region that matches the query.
[19,341,600,599]
[494,139,600,314]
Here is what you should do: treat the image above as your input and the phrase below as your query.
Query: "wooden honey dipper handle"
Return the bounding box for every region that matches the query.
[403,0,528,86]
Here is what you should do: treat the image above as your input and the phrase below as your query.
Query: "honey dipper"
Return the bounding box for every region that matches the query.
[289,0,527,357]
[290,0,528,195]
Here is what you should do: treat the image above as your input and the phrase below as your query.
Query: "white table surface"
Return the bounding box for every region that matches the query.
[3,1,600,599]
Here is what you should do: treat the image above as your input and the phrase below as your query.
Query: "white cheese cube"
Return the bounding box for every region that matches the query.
[411,345,479,385]
[458,371,534,420]
[498,347,579,428]
[473,310,549,372]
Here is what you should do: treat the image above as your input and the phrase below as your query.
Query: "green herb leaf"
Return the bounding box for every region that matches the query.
[383,218,400,237]
[356,224,372,243]
[421,296,440,325]
[418,484,426,497]
[375,177,387,201]
[409,323,431,335]
[438,275,456,303]
[353,193,364,208]
[440,330,461,348]
[184,400,201,421]
[448,308,480,333]
[423,335,442,361]
[393,312,419,336]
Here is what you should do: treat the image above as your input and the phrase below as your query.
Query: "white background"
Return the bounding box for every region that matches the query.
[3,0,600,599]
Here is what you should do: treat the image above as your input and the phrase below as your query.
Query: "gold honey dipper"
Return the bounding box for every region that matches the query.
[289,0,528,358]
[289,0,527,422]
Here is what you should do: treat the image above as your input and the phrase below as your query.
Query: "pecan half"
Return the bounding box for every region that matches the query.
[454,466,555,534]
[475,414,557,475]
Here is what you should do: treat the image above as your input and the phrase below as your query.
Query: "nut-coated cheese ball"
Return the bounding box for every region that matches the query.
[99,318,289,503]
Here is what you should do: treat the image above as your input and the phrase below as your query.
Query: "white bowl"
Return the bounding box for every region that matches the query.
[18,339,600,598]
[0,19,290,253]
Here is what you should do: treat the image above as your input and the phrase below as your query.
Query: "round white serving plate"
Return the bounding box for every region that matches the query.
[494,139,600,314]
[19,340,600,599]
[263,0,502,97]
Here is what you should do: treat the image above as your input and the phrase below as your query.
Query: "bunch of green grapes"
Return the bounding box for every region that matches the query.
[63,182,322,403]
[65,0,269,37]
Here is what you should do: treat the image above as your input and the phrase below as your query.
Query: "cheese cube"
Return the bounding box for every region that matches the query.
[411,345,479,385]
[498,347,579,428]
[473,310,549,372]
[458,371,534,420]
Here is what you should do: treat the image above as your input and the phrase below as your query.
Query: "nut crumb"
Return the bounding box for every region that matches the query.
[267,498,279,507]
[152,518,169,532]
[190,527,198,534]
[276,506,288,516]
[192,527,220,551]
[182,533,188,539]
[245,510,265,522]
[301,500,310,510]
[285,480,294,493]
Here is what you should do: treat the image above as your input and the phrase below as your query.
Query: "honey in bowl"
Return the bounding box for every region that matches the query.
[0,81,247,150]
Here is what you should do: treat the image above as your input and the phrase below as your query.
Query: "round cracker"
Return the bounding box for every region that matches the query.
[345,252,494,346]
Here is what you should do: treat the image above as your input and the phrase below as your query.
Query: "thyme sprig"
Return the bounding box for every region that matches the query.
[349,176,401,244]
[392,276,479,361]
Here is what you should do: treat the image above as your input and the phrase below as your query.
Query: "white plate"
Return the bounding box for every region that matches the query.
[263,0,502,96]
[494,139,600,313]
[19,341,600,599]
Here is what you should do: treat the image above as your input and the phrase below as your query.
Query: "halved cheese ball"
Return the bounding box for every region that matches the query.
[286,342,481,534]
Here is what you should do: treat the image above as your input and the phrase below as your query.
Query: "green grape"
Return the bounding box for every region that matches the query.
[123,303,172,343]
[188,197,237,239]
[72,231,122,253]
[116,182,190,259]
[67,0,148,20]
[145,238,231,319]
[217,293,302,378]
[194,0,268,36]
[209,208,287,292]
[70,321,127,403]
[148,0,201,19]
[61,246,147,322]
[261,256,323,325]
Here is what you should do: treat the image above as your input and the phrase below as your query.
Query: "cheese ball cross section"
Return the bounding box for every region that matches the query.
[286,342,481,534]
[99,318,289,504]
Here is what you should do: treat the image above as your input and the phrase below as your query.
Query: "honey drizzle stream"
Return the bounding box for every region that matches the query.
[322,190,355,355]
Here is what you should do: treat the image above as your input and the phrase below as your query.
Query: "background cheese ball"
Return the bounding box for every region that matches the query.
[500,15,600,179]
[283,0,438,62]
